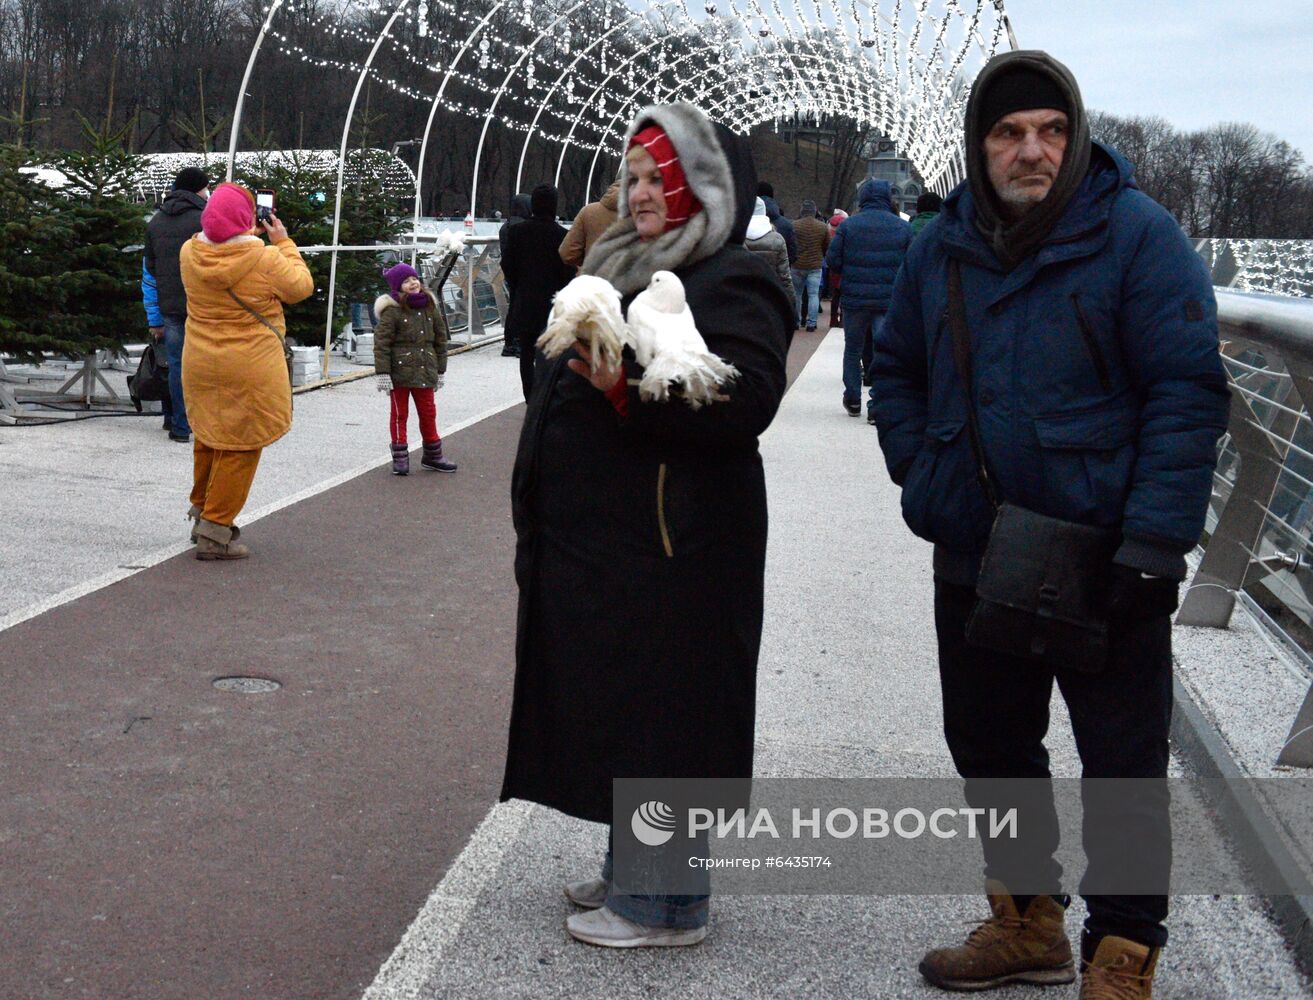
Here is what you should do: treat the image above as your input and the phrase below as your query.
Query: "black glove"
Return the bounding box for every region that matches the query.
[1107,564,1180,622]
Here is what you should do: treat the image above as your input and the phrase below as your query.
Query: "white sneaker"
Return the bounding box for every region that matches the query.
[566,906,708,948]
[563,877,608,909]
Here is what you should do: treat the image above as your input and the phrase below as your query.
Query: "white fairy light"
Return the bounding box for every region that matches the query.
[246,0,1011,196]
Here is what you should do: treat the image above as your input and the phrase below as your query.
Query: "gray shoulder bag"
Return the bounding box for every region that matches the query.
[946,260,1118,673]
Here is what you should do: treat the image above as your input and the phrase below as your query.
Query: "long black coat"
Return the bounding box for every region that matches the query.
[500,237,794,823]
[500,216,574,348]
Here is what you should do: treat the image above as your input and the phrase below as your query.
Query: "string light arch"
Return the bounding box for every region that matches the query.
[225,0,1019,353]
[230,0,1017,206]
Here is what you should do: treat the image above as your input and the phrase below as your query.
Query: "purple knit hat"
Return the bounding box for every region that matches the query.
[383,262,420,297]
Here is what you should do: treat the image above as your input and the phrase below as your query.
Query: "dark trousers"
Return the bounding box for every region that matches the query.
[934,579,1172,948]
[518,335,541,401]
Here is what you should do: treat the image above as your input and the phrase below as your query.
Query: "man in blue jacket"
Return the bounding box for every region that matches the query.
[826,178,910,418]
[871,51,1229,997]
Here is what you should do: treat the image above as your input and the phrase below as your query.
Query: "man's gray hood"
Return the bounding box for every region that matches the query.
[965,49,1091,271]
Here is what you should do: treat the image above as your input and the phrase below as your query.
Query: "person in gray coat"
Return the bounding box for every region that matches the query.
[744,197,796,315]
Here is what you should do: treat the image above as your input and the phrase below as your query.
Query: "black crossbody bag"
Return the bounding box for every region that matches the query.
[946,260,1118,673]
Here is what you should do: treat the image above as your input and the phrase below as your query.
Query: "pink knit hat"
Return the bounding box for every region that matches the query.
[202,183,256,243]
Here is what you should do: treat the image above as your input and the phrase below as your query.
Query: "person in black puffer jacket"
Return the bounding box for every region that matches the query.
[142,167,209,441]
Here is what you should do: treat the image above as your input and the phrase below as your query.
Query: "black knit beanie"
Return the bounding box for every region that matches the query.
[530,183,559,219]
[977,67,1069,132]
[173,167,210,194]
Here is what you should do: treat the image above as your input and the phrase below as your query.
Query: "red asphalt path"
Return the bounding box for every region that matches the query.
[0,324,827,1000]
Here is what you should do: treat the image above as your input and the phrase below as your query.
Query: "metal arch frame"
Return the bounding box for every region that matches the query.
[236,0,1011,214]
[410,0,512,249]
[467,0,596,218]
[569,33,905,201]
[549,1,996,200]
[227,0,288,180]
[321,0,413,377]
[223,0,1018,366]
[513,1,684,195]
[550,14,736,191]
[517,0,1008,201]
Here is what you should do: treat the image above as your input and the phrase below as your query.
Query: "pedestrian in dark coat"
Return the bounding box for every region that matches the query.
[499,184,574,400]
[143,166,210,440]
[871,50,1230,997]
[744,196,796,313]
[497,193,532,356]
[501,102,793,950]
[757,181,797,264]
[826,177,912,419]
[909,191,943,238]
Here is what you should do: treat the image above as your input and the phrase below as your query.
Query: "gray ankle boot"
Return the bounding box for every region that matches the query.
[194,519,250,561]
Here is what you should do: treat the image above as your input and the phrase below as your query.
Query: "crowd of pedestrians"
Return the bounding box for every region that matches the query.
[137,46,1230,999]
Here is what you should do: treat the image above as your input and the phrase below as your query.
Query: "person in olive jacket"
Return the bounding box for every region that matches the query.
[374,262,456,475]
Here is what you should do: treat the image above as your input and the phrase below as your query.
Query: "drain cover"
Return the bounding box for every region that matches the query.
[213,676,281,694]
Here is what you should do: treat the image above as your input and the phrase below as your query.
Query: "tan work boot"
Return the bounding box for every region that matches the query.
[919,880,1074,991]
[194,518,250,561]
[1080,935,1159,999]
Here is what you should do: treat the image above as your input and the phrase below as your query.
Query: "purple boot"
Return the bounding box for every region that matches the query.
[390,443,410,476]
[420,439,457,473]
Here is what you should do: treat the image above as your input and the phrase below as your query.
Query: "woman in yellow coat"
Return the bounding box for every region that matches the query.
[179,182,314,560]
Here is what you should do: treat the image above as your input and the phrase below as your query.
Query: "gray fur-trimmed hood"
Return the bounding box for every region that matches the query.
[581,103,742,296]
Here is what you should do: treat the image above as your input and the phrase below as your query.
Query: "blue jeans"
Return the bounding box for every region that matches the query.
[791,268,822,329]
[161,314,189,436]
[842,305,882,408]
[603,827,709,929]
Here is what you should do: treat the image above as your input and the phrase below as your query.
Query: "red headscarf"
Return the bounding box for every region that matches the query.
[628,125,702,232]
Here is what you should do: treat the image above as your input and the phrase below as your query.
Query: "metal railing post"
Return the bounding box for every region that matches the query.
[1179,349,1294,627]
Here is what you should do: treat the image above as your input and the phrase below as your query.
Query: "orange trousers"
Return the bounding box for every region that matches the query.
[191,442,262,527]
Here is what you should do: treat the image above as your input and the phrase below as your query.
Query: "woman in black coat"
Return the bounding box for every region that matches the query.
[499,183,575,399]
[500,103,794,948]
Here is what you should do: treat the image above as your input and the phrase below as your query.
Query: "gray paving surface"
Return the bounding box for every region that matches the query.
[361,331,1312,999]
[0,346,523,625]
[1175,609,1311,779]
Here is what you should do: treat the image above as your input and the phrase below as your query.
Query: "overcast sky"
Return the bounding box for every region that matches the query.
[1001,1,1312,161]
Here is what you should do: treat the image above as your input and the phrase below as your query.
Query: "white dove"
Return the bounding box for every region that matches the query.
[432,229,466,256]
[537,274,627,373]
[625,271,738,409]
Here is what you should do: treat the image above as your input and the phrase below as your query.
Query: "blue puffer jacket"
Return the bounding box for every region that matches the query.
[826,179,912,312]
[870,143,1230,581]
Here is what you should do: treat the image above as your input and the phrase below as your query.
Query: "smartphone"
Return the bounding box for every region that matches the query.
[256,189,275,224]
